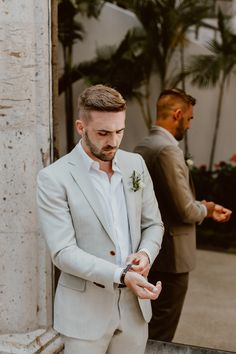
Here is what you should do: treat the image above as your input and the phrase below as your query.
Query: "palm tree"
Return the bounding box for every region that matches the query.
[105,0,215,155]
[72,27,155,128]
[58,0,85,152]
[108,0,213,89]
[58,0,104,152]
[60,0,213,130]
[182,10,236,170]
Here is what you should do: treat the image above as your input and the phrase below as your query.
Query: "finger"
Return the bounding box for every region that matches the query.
[215,204,224,212]
[142,280,161,293]
[131,264,145,273]
[139,281,162,300]
[126,254,136,263]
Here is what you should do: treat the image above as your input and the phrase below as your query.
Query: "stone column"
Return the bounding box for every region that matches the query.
[0,0,63,352]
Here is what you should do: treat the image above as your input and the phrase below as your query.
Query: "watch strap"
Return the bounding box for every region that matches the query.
[120,263,132,285]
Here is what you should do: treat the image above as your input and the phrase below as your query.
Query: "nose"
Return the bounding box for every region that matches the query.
[108,133,117,147]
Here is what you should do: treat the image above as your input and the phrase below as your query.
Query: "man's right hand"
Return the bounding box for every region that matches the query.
[201,200,232,222]
[124,271,162,300]
[212,204,232,222]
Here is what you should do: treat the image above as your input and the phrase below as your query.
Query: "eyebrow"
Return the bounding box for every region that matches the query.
[96,128,125,133]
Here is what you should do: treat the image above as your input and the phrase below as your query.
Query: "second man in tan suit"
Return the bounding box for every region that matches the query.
[134,88,232,342]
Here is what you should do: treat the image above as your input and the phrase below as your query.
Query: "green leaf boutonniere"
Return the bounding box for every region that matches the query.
[130,170,145,192]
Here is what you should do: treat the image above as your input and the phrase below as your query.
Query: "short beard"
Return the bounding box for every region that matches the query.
[175,117,186,141]
[84,131,117,161]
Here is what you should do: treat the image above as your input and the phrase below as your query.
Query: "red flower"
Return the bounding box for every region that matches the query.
[230,154,236,163]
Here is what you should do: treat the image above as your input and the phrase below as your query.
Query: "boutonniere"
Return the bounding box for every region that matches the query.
[130,170,145,192]
[185,153,194,169]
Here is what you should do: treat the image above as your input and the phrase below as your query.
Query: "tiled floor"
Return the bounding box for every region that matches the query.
[173,249,236,353]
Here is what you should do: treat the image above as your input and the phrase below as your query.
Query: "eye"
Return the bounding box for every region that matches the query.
[98,132,108,136]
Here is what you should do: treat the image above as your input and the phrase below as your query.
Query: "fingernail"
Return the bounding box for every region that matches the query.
[152,287,158,293]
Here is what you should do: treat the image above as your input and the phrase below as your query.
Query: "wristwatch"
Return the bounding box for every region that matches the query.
[120,264,132,286]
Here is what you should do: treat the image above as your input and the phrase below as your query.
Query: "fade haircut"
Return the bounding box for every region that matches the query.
[156,88,196,120]
[78,84,126,121]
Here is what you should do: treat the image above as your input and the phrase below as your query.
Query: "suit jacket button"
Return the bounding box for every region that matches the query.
[110,250,116,256]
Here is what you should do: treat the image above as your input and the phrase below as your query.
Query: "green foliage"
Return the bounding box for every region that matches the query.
[74,0,104,17]
[192,158,236,253]
[78,28,148,98]
[59,0,213,130]
[116,0,213,89]
[58,0,105,152]
[184,11,236,89]
[180,10,236,170]
[59,27,155,128]
[58,0,85,47]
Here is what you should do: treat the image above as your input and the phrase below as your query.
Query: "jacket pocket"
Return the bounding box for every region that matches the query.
[58,272,86,292]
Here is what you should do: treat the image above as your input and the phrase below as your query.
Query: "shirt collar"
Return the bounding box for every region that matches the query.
[77,140,120,173]
[151,125,179,146]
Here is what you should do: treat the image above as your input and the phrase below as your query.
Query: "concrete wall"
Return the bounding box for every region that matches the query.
[0,0,63,352]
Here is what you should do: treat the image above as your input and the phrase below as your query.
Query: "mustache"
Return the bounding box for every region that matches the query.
[102,145,117,151]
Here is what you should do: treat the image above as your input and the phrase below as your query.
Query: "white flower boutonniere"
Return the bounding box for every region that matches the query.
[130,170,145,192]
[185,153,194,169]
[186,158,194,168]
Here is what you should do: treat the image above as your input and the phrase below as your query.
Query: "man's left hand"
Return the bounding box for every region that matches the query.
[126,251,150,277]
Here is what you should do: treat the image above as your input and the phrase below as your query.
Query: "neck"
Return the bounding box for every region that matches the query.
[81,139,114,177]
[155,119,175,137]
[99,160,113,176]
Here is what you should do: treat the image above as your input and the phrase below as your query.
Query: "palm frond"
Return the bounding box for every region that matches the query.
[58,0,85,46]
[187,55,223,88]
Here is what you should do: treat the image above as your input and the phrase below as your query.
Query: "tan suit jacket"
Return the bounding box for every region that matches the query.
[37,146,163,340]
[134,126,206,273]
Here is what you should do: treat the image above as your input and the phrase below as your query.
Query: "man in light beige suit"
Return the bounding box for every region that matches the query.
[37,85,164,354]
[134,88,232,342]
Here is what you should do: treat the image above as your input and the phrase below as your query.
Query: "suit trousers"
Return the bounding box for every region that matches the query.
[148,271,189,342]
[61,287,148,354]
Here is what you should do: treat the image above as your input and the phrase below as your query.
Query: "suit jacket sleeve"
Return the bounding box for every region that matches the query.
[155,145,206,224]
[37,168,118,293]
[137,155,164,263]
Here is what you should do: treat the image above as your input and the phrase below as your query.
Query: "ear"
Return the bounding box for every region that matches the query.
[75,119,85,136]
[173,108,182,122]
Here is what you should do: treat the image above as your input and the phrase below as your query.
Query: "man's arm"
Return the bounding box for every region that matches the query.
[37,168,118,292]
[156,146,232,224]
[156,146,207,224]
[137,155,164,260]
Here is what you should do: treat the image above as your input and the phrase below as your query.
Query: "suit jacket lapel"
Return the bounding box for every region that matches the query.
[67,147,115,243]
[116,151,136,252]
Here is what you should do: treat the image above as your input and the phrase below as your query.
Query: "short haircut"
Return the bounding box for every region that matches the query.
[156,88,196,120]
[78,84,126,121]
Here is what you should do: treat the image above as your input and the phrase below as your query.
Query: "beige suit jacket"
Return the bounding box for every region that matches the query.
[37,146,164,340]
[134,126,206,273]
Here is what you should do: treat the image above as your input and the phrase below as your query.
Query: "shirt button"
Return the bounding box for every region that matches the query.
[110,250,116,256]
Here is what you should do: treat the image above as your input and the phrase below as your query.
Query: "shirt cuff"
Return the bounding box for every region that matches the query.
[201,204,207,217]
[114,267,123,284]
[197,202,207,224]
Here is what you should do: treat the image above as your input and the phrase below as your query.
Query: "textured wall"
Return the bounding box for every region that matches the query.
[0,0,52,333]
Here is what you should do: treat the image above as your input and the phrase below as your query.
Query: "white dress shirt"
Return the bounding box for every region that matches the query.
[77,142,133,283]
